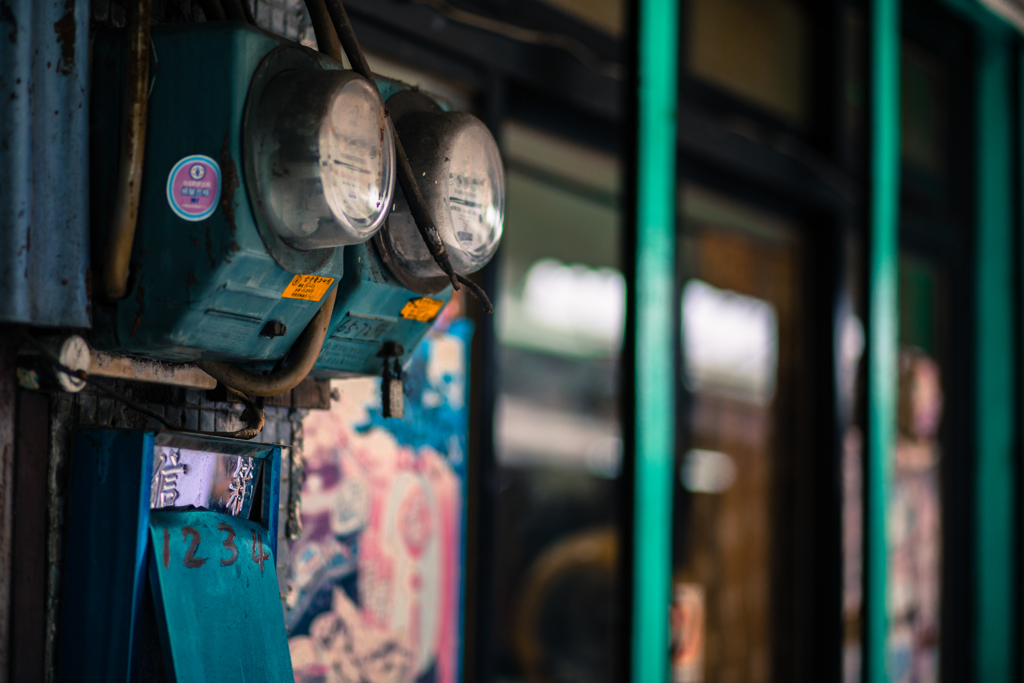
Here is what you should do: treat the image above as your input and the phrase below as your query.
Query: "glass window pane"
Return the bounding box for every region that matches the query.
[673,186,803,683]
[888,255,946,682]
[901,42,947,178]
[491,122,624,683]
[688,0,810,125]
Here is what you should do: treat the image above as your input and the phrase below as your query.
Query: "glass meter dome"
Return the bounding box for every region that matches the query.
[376,92,505,291]
[248,69,395,250]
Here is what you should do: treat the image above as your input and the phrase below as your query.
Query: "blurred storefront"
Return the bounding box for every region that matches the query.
[3,0,1024,682]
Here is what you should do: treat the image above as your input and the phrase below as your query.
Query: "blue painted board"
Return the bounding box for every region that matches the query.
[58,430,155,683]
[148,510,292,682]
[58,430,284,681]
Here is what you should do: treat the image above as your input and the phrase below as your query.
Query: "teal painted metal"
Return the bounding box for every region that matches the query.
[973,31,1015,683]
[0,0,91,327]
[937,0,1019,31]
[312,242,452,377]
[913,3,1018,681]
[58,430,155,682]
[867,1,899,681]
[58,430,284,681]
[632,0,678,680]
[148,509,292,680]
[309,82,452,377]
[90,22,344,362]
[90,22,449,376]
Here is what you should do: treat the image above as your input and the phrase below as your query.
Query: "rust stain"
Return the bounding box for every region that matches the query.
[53,0,76,75]
[219,134,240,236]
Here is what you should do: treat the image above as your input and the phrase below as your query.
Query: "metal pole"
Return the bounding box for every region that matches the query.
[974,30,1015,683]
[867,0,900,681]
[631,0,678,679]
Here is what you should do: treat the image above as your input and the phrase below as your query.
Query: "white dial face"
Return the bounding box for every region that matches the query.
[386,114,504,279]
[446,123,504,270]
[254,71,395,251]
[319,79,394,233]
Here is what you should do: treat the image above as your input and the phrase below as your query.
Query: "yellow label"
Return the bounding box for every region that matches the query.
[400,297,445,323]
[282,275,335,301]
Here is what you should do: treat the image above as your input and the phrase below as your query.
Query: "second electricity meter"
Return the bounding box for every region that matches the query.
[249,69,396,250]
[376,91,504,292]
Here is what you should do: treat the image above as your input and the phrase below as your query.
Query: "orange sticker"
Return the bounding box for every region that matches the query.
[281,275,335,301]
[400,297,445,323]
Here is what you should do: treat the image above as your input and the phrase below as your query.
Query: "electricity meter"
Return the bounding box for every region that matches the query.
[249,69,396,250]
[375,91,504,293]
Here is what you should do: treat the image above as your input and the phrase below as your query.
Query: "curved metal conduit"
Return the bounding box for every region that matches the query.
[102,0,151,301]
[196,287,337,397]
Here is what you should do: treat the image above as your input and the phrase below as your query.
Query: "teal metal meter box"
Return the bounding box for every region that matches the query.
[89,21,456,375]
[57,430,290,681]
[312,241,452,376]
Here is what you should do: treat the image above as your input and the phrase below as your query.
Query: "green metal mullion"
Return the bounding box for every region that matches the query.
[974,30,1014,683]
[867,0,900,681]
[632,0,678,679]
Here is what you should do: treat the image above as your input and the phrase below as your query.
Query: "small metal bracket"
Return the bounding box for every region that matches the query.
[377,342,405,419]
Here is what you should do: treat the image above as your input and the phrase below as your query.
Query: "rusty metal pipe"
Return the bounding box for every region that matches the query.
[196,287,338,397]
[102,0,151,301]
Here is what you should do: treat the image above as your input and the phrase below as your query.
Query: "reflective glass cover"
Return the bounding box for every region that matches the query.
[251,70,395,250]
[386,113,505,277]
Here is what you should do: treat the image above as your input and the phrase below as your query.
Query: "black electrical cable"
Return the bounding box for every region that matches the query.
[17,331,265,440]
[456,274,493,314]
[321,0,494,313]
[241,0,257,25]
[221,0,248,21]
[198,0,226,21]
[302,0,343,62]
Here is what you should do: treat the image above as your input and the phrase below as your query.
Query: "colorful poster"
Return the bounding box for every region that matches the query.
[670,583,705,683]
[286,321,471,683]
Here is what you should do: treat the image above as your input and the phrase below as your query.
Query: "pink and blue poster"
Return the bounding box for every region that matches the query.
[286,321,471,683]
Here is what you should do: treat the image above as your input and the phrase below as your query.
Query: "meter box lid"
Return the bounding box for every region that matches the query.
[148,510,292,681]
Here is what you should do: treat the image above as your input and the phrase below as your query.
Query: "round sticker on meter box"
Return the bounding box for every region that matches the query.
[166,154,221,222]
